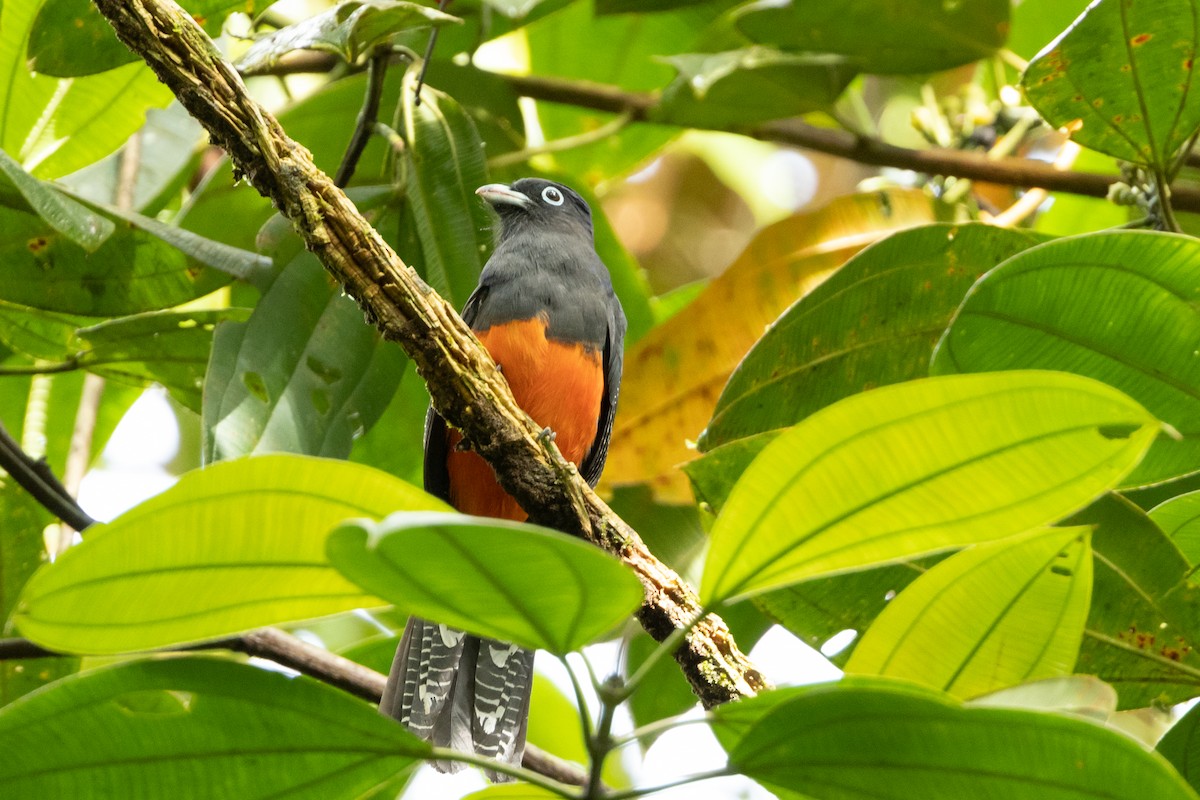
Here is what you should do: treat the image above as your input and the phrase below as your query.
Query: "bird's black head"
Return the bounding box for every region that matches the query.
[476,178,593,241]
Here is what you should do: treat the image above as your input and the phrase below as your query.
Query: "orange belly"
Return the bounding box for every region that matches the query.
[446,317,604,521]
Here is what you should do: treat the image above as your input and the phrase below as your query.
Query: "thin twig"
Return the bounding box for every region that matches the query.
[488,111,633,170]
[0,422,95,532]
[411,0,451,107]
[335,50,391,188]
[242,55,1200,210]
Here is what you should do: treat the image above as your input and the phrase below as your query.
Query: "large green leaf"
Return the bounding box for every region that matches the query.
[328,512,643,654]
[656,48,856,127]
[1070,494,1200,709]
[0,301,86,361]
[0,149,113,250]
[1150,490,1200,565]
[203,252,405,462]
[701,224,1048,453]
[1,0,171,179]
[402,76,493,309]
[1022,0,1200,171]
[0,202,258,315]
[0,657,428,797]
[701,371,1160,605]
[236,0,460,74]
[75,309,252,414]
[734,0,1010,74]
[13,455,445,653]
[717,679,1198,800]
[60,105,203,216]
[846,527,1093,699]
[933,231,1200,488]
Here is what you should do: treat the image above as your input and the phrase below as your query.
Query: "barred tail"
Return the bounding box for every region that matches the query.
[381,617,535,782]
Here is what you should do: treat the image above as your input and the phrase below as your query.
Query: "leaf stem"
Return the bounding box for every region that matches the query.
[0,421,95,532]
[487,111,634,170]
[559,652,596,744]
[601,769,733,800]
[1153,168,1182,233]
[427,747,577,798]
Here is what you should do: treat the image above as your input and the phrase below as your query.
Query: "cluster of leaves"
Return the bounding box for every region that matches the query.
[3,0,1200,798]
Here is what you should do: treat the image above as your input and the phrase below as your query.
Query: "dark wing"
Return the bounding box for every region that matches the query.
[579,296,626,487]
[423,283,492,502]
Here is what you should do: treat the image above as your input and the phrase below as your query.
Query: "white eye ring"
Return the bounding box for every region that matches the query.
[541,186,565,206]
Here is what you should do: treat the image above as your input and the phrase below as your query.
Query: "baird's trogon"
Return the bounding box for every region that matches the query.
[380,178,626,780]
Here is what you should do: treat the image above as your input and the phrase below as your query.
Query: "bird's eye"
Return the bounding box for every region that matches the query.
[541,186,565,206]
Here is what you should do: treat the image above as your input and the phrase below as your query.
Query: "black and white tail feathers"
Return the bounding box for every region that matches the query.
[380,617,535,782]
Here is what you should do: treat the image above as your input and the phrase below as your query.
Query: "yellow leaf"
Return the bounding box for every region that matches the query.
[602,189,935,503]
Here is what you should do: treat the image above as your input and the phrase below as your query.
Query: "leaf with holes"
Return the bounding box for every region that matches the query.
[203,252,405,462]
[1022,0,1200,171]
[328,512,644,654]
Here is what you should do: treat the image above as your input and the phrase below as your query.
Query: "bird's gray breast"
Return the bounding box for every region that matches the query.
[471,231,614,348]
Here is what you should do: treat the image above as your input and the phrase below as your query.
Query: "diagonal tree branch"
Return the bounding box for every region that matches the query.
[90,0,766,708]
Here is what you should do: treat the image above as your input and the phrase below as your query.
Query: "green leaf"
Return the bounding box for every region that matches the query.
[656,48,856,127]
[700,371,1160,604]
[1159,699,1200,794]
[13,455,445,653]
[0,150,113,250]
[686,431,775,512]
[28,0,265,78]
[932,231,1200,488]
[0,657,428,797]
[701,223,1048,453]
[75,309,251,413]
[1150,491,1200,565]
[1,0,170,178]
[1022,0,1200,170]
[237,0,460,73]
[327,512,643,654]
[753,556,943,668]
[203,252,405,462]
[60,105,203,216]
[524,0,691,178]
[0,301,87,361]
[0,480,77,705]
[734,0,1010,74]
[1069,494,1200,709]
[401,76,493,309]
[0,204,244,315]
[846,527,1093,698]
[596,0,710,13]
[718,679,1198,800]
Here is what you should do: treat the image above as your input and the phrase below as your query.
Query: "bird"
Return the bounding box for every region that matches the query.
[379,178,626,781]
